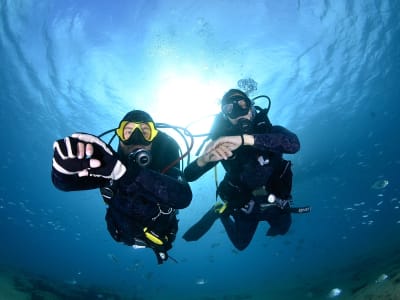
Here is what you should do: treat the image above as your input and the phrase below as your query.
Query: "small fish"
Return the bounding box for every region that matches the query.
[107,253,118,263]
[328,288,342,298]
[375,273,388,283]
[371,179,389,190]
[195,278,207,285]
[65,279,77,285]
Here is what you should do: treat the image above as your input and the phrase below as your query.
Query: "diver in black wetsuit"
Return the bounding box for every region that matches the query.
[51,110,192,264]
[183,89,302,251]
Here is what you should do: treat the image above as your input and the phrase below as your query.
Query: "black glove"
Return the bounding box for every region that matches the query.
[52,133,126,180]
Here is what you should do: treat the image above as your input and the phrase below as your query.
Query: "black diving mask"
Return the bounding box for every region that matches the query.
[222,96,251,119]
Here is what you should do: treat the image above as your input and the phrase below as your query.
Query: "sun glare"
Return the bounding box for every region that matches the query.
[150,72,229,159]
[154,73,225,129]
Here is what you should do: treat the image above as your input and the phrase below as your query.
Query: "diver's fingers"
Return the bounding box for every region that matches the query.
[77,142,85,159]
[89,159,101,168]
[77,142,94,160]
[211,142,234,153]
[204,140,216,153]
[210,136,241,149]
[71,133,113,156]
[212,146,232,160]
[209,140,238,152]
[221,142,238,151]
[78,169,89,177]
[85,143,94,157]
[77,159,101,177]
[206,152,223,162]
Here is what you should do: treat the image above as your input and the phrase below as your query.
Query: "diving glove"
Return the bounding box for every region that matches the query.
[52,133,126,180]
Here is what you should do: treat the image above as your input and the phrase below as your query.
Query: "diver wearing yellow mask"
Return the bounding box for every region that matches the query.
[51,110,192,264]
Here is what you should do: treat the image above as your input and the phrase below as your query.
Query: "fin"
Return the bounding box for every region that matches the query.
[182,205,220,241]
[288,206,311,214]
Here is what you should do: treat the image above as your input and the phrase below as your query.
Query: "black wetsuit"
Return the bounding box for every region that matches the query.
[184,112,300,250]
[52,131,192,256]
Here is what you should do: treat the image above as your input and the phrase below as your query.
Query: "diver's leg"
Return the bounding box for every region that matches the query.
[265,208,292,236]
[220,212,258,251]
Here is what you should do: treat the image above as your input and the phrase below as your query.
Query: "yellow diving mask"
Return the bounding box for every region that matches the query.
[116,121,158,145]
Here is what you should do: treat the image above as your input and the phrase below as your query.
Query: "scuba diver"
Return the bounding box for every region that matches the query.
[51,110,192,264]
[183,89,310,250]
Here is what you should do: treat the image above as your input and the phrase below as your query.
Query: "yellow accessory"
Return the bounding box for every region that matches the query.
[214,202,227,214]
[116,121,158,142]
[143,227,164,245]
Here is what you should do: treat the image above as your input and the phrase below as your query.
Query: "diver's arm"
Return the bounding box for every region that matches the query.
[250,125,300,154]
[126,133,192,209]
[133,166,192,209]
[183,135,230,181]
[183,157,217,182]
[206,126,300,156]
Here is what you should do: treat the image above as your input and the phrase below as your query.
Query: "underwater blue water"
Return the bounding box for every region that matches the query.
[0,0,399,299]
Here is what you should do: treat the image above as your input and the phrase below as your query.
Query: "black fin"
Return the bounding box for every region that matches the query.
[182,206,219,241]
[288,206,311,214]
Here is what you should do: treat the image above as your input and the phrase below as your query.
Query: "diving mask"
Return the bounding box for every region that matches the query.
[222,96,251,119]
[116,121,158,145]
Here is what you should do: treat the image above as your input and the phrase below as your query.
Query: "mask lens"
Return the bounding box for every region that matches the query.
[222,98,250,119]
[222,103,234,115]
[237,99,249,110]
[116,121,158,144]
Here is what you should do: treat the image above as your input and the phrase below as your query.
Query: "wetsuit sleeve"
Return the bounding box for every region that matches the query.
[183,159,217,182]
[134,167,192,209]
[51,168,109,191]
[253,125,300,154]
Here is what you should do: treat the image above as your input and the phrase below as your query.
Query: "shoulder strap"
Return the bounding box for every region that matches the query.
[253,106,272,133]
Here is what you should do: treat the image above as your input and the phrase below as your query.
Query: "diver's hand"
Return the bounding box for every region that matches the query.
[200,135,249,162]
[209,135,245,152]
[197,144,234,166]
[52,133,126,180]
[195,142,230,166]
